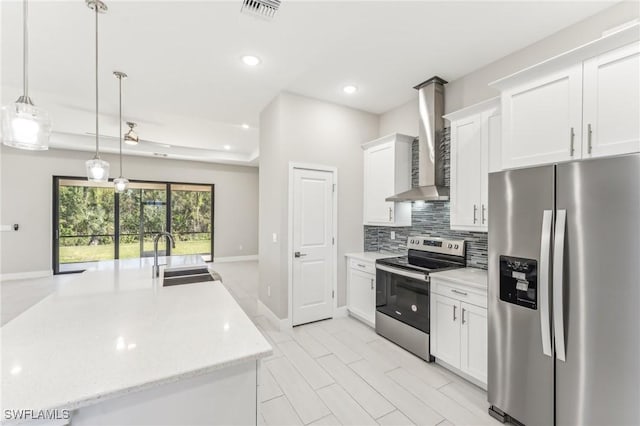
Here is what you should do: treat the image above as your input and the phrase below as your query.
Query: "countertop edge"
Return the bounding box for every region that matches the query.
[430,268,488,291]
[32,348,272,415]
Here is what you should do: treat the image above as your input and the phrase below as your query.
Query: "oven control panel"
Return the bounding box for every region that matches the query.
[407,236,465,257]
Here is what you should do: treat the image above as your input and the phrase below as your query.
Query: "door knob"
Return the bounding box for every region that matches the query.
[294,251,307,258]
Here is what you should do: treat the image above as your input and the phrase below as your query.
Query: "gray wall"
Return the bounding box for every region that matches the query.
[379,1,640,125]
[0,146,259,275]
[259,92,379,319]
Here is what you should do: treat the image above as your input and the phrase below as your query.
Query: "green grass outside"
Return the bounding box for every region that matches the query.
[60,240,211,263]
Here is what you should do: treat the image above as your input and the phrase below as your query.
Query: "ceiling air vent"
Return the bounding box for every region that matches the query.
[241,0,280,20]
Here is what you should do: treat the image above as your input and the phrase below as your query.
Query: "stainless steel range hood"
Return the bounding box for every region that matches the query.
[386,76,449,202]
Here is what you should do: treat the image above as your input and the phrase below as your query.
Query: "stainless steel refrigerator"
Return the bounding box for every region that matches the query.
[487,153,640,425]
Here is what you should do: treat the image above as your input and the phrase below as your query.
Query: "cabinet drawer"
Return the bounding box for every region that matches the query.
[350,259,375,274]
[431,279,487,309]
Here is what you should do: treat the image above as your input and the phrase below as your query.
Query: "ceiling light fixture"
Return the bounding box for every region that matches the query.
[1,0,52,150]
[242,55,261,67]
[113,71,129,193]
[241,123,250,129]
[224,145,231,151]
[124,121,138,145]
[343,85,358,95]
[85,0,109,182]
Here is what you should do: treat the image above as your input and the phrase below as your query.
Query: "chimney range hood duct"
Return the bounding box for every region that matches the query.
[386,76,449,202]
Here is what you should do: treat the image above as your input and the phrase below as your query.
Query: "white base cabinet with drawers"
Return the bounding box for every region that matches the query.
[430,270,488,389]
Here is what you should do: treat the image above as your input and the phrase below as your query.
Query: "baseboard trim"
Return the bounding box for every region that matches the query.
[257,299,290,331]
[0,270,53,282]
[334,306,348,318]
[213,255,258,263]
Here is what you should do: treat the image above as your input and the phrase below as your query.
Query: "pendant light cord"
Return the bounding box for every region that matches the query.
[94,2,100,158]
[119,76,123,177]
[22,0,29,98]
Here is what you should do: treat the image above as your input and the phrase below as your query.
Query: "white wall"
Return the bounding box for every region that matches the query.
[0,147,259,275]
[379,2,640,128]
[259,92,379,319]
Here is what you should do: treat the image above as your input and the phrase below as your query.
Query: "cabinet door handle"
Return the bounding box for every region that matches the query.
[451,289,468,296]
[473,205,478,224]
[357,263,366,268]
[482,204,486,225]
[569,127,575,156]
[587,123,593,154]
[370,278,374,290]
[453,305,457,321]
[462,308,466,324]
[388,207,393,222]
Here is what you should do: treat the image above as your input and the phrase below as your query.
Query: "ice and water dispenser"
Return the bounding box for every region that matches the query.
[499,256,538,309]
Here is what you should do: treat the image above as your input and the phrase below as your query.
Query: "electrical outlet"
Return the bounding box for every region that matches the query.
[267,286,271,297]
[390,231,396,240]
[272,233,278,243]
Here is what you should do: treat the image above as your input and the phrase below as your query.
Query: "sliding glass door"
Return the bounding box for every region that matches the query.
[54,177,214,274]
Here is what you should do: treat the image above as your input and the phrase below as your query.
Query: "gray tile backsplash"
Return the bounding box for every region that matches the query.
[364,127,488,269]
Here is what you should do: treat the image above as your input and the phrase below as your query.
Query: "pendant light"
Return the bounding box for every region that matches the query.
[85,0,109,182]
[124,121,139,145]
[113,71,129,193]
[1,0,52,150]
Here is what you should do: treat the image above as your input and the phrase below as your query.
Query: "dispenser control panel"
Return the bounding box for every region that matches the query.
[499,255,538,310]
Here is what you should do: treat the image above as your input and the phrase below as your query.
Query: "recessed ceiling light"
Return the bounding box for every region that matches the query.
[224,145,231,151]
[241,123,250,129]
[242,55,261,66]
[343,85,358,94]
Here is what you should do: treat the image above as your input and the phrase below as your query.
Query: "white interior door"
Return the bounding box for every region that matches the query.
[292,168,334,326]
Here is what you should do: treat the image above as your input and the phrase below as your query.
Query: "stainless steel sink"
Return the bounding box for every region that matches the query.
[163,267,210,278]
[162,266,217,287]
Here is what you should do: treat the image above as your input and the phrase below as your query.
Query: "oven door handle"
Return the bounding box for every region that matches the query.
[376,264,429,282]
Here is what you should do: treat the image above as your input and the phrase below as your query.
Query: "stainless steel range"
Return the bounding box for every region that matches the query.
[375,236,465,361]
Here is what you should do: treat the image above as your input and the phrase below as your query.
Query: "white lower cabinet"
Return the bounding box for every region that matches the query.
[430,274,488,389]
[431,294,461,368]
[346,258,377,327]
[459,301,488,386]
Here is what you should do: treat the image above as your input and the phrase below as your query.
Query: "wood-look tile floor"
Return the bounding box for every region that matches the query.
[213,262,501,426]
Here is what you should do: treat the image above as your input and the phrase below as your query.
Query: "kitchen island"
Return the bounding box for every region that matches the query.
[1,256,271,425]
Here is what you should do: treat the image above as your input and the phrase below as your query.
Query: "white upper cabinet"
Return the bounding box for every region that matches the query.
[445,98,500,232]
[583,42,640,158]
[362,133,412,227]
[491,24,639,170]
[501,65,583,168]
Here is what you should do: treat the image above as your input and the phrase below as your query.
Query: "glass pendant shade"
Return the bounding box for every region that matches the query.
[85,157,110,182]
[114,177,129,193]
[1,101,52,150]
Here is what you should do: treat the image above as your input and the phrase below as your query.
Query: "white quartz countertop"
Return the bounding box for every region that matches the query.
[345,251,400,262]
[430,267,488,290]
[1,256,272,416]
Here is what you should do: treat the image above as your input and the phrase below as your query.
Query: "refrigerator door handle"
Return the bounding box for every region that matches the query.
[540,210,553,357]
[553,209,567,362]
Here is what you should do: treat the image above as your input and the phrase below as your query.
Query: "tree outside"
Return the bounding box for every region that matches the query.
[57,180,213,266]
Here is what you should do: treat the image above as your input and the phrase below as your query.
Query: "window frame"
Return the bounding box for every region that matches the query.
[52,176,215,274]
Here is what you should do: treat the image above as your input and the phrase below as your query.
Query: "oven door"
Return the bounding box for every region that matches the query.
[376,264,430,333]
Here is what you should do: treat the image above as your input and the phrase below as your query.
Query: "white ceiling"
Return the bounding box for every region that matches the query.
[1,0,618,165]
